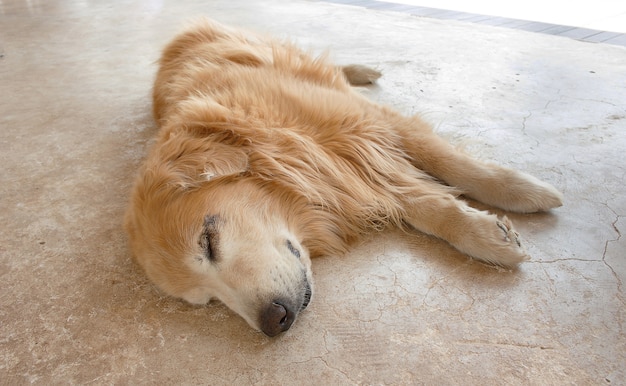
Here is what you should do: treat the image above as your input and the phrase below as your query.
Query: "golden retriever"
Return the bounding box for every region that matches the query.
[125,20,563,336]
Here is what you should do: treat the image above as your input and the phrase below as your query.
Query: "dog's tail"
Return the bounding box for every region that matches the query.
[341,64,381,86]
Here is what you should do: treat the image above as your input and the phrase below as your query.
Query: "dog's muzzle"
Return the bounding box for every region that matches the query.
[260,280,312,337]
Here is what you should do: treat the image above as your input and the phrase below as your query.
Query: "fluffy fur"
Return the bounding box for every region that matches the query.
[125,20,563,336]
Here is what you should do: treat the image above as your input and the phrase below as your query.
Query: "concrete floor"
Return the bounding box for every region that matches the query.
[1,0,625,384]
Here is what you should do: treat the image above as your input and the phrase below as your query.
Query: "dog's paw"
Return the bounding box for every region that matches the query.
[501,171,563,213]
[457,214,528,267]
[497,219,521,247]
[482,216,528,267]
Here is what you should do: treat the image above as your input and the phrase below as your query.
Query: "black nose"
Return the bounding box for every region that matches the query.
[260,301,296,337]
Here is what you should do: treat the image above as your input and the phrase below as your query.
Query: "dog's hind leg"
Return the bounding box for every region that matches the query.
[402,191,528,267]
[393,117,563,213]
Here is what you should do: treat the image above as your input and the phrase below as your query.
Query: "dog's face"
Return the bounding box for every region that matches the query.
[126,137,313,336]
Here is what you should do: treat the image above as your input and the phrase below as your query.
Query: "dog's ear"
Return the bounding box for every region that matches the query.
[149,129,249,190]
[146,96,252,189]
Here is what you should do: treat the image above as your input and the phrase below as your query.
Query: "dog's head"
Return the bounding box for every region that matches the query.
[125,129,313,336]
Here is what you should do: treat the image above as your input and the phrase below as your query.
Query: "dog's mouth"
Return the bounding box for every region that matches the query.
[300,280,312,312]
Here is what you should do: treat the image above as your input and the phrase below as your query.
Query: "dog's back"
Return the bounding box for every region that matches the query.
[147,20,444,258]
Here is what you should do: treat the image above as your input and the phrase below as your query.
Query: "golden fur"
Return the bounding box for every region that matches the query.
[125,20,563,336]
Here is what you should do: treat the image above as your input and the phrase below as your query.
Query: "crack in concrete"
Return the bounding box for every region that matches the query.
[574,98,624,109]
[374,254,413,297]
[237,353,263,383]
[457,286,477,321]
[520,111,540,148]
[375,254,399,287]
[538,262,558,297]
[318,356,356,383]
[602,209,624,299]
[518,93,562,149]
[419,263,469,311]
[527,258,603,264]
[319,331,357,384]
[455,339,554,350]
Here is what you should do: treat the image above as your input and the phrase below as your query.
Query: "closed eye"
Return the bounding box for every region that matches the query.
[286,240,301,259]
[199,215,219,262]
